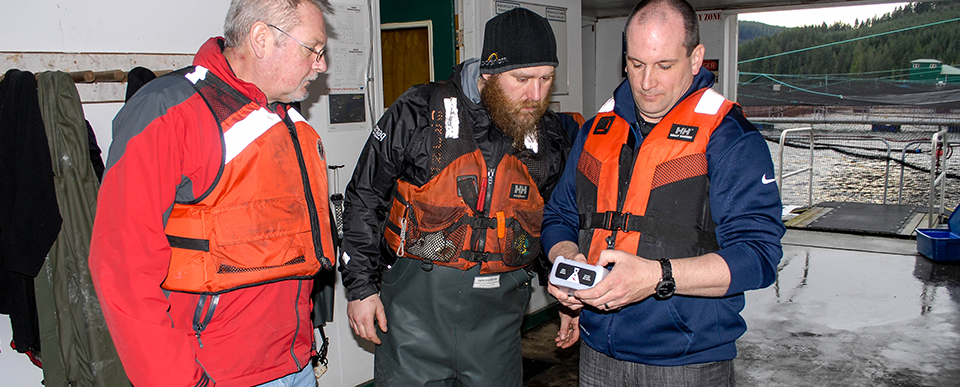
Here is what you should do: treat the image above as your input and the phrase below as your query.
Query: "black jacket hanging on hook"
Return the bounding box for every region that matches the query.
[0,69,63,354]
[124,66,157,102]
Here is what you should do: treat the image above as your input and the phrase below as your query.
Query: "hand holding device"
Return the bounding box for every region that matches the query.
[549,256,610,295]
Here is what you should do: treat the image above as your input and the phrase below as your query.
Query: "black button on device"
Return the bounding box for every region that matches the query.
[555,262,597,286]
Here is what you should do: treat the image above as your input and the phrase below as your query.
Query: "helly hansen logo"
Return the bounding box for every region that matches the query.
[593,116,615,135]
[668,124,699,142]
[510,184,530,200]
[372,125,386,142]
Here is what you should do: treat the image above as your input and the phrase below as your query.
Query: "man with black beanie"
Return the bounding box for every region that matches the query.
[340,7,571,386]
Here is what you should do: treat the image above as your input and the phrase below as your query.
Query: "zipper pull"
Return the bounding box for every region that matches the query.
[478,167,495,213]
[195,324,204,348]
[477,170,488,212]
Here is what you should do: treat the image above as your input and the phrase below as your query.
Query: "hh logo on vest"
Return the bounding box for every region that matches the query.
[593,116,615,135]
[510,184,530,200]
[668,124,699,142]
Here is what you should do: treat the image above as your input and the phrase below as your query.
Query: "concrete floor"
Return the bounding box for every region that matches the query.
[522,229,960,386]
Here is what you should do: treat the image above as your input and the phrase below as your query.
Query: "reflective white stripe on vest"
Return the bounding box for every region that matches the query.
[598,97,616,113]
[186,66,209,84]
[444,97,460,139]
[287,106,308,124]
[524,132,539,153]
[694,88,725,115]
[223,108,282,164]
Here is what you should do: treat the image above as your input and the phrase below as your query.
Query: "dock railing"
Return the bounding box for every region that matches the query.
[929,129,950,227]
[757,118,957,228]
[777,128,814,207]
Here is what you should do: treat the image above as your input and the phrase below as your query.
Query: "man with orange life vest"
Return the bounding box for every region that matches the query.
[542,0,784,385]
[88,1,336,386]
[339,8,571,387]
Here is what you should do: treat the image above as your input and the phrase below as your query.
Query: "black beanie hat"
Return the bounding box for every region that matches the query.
[479,8,559,74]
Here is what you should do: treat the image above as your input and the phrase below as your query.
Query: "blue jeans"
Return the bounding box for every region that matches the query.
[254,365,315,387]
[579,344,735,387]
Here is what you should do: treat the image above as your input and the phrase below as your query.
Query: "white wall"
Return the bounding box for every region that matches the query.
[0,1,379,386]
[581,15,598,116]
[1,1,226,157]
[594,16,628,112]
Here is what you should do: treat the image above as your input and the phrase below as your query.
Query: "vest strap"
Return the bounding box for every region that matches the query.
[459,250,503,263]
[464,216,497,229]
[167,235,210,252]
[579,211,720,251]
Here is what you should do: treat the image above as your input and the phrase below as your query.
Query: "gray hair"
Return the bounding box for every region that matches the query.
[223,0,334,48]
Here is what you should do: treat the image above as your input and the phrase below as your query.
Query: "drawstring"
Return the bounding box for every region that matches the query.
[396,215,407,257]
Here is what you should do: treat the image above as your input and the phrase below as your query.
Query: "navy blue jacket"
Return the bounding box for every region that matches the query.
[542,70,784,365]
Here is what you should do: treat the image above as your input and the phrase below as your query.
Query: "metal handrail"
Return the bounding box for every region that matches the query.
[899,140,927,205]
[815,135,892,204]
[778,127,815,207]
[929,129,949,227]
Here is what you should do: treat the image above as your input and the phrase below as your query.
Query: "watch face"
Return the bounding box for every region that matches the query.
[655,280,676,300]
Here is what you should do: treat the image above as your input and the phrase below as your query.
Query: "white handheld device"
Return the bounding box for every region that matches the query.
[549,256,610,293]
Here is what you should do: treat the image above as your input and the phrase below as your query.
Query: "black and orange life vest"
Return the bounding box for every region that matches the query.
[383,82,551,274]
[577,88,733,263]
[162,66,334,294]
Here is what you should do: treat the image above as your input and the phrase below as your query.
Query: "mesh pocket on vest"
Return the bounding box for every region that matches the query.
[404,200,468,262]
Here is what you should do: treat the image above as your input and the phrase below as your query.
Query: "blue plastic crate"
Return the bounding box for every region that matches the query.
[916,229,960,261]
[916,208,960,261]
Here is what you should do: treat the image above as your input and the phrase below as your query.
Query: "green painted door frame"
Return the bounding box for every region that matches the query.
[380,0,457,81]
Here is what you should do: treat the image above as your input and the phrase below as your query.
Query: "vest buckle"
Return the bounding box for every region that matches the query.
[602,211,629,231]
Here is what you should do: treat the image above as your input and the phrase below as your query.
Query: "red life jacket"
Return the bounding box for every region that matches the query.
[162,66,334,294]
[383,82,548,274]
[577,88,733,263]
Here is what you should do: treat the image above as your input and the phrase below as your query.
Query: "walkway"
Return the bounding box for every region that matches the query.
[522,229,960,386]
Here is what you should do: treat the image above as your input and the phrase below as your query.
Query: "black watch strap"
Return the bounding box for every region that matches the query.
[654,258,675,301]
[659,258,673,280]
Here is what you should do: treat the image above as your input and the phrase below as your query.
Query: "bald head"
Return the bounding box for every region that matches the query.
[625,0,700,56]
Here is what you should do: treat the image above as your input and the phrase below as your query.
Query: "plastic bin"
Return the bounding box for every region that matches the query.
[916,208,960,261]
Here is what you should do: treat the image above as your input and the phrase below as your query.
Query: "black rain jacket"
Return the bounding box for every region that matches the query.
[339,60,571,301]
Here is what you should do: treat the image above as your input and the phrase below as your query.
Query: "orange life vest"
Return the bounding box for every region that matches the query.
[382,82,548,274]
[162,66,334,294]
[577,88,733,264]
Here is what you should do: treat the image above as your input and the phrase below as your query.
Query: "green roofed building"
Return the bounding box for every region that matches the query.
[910,59,942,82]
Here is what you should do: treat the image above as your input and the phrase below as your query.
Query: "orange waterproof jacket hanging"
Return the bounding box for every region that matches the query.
[162,66,334,294]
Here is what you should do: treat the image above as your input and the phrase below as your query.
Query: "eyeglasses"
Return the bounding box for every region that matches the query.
[267,24,325,63]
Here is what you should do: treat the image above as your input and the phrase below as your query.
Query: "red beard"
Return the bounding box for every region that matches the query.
[480,73,552,148]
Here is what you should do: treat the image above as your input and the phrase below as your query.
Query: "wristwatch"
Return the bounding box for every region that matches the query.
[654,259,675,301]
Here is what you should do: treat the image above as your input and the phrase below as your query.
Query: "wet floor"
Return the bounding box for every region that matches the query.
[522,229,960,386]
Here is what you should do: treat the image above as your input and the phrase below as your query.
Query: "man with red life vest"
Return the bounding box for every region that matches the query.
[542,0,784,385]
[88,1,336,386]
[339,8,571,387]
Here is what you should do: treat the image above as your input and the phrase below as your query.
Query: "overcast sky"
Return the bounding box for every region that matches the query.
[739,2,911,28]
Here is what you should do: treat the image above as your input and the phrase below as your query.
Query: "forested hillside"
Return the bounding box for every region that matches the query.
[739,21,786,45]
[738,2,960,75]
